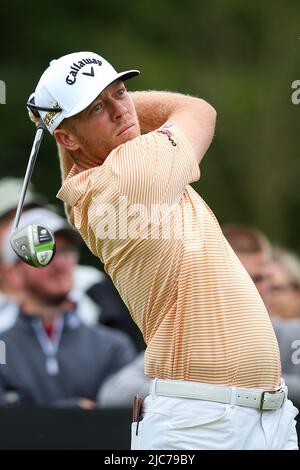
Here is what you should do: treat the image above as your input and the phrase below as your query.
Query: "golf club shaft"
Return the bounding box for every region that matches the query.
[12,121,46,232]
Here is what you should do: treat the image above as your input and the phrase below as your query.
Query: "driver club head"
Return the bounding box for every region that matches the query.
[10,224,56,268]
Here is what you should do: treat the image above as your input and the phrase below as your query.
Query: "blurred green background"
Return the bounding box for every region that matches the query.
[1,0,300,264]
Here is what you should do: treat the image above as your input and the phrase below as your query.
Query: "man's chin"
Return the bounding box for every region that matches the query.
[116,126,140,145]
[44,293,70,306]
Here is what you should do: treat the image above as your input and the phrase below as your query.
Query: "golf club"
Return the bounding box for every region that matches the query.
[9,118,56,268]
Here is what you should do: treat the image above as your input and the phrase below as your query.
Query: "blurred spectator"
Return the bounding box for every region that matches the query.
[222,223,273,305]
[0,178,47,332]
[0,208,136,407]
[0,178,144,349]
[0,178,47,225]
[272,318,300,412]
[98,351,148,407]
[268,247,300,320]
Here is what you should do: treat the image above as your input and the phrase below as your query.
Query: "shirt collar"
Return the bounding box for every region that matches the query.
[56,164,96,207]
[17,304,81,331]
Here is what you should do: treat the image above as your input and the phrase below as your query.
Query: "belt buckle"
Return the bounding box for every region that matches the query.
[259,391,267,411]
[259,387,286,411]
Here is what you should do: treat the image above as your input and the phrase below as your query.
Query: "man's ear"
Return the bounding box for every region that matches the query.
[53,128,79,152]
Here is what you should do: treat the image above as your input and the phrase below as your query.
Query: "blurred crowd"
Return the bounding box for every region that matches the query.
[0,178,144,408]
[0,177,300,417]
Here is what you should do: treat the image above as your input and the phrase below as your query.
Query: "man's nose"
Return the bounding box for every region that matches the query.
[50,251,75,269]
[110,100,127,120]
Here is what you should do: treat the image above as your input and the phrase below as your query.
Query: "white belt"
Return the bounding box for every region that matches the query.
[150,379,287,411]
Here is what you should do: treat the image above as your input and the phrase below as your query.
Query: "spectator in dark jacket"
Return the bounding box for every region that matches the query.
[0,208,136,407]
[0,177,143,349]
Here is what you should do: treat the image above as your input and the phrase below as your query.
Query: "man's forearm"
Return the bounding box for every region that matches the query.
[130,90,211,131]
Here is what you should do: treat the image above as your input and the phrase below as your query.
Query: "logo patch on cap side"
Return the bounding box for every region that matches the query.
[44,102,62,126]
[66,58,102,85]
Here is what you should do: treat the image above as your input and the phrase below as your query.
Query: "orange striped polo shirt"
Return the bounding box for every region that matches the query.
[57,125,281,390]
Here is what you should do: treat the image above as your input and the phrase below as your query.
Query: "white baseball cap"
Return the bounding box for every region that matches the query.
[0,177,47,221]
[2,207,81,265]
[31,51,140,134]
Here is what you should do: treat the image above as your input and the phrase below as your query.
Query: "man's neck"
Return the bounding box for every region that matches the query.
[72,147,106,172]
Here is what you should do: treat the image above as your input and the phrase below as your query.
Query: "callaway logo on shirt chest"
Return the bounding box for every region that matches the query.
[66,57,102,85]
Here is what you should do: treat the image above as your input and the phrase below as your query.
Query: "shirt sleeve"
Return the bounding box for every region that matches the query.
[109,125,200,208]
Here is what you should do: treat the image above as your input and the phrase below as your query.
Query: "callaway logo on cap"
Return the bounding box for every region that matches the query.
[65,56,103,85]
[32,51,140,134]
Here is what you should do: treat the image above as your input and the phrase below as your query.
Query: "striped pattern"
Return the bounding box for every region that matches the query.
[57,126,281,390]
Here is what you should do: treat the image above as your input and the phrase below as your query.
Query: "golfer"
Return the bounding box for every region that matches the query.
[28,51,298,449]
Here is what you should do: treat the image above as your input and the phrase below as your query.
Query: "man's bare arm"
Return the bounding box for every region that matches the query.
[130,91,216,164]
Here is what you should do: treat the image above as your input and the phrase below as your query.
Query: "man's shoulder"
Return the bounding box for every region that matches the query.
[108,125,193,174]
[0,319,27,344]
[57,165,96,206]
[0,296,18,335]
[112,125,189,152]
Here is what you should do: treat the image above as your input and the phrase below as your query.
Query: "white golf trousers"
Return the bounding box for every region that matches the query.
[131,393,299,450]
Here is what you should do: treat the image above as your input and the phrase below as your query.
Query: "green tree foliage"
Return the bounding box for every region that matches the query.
[1,0,300,260]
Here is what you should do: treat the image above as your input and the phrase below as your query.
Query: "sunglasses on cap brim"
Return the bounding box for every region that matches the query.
[27,96,62,118]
